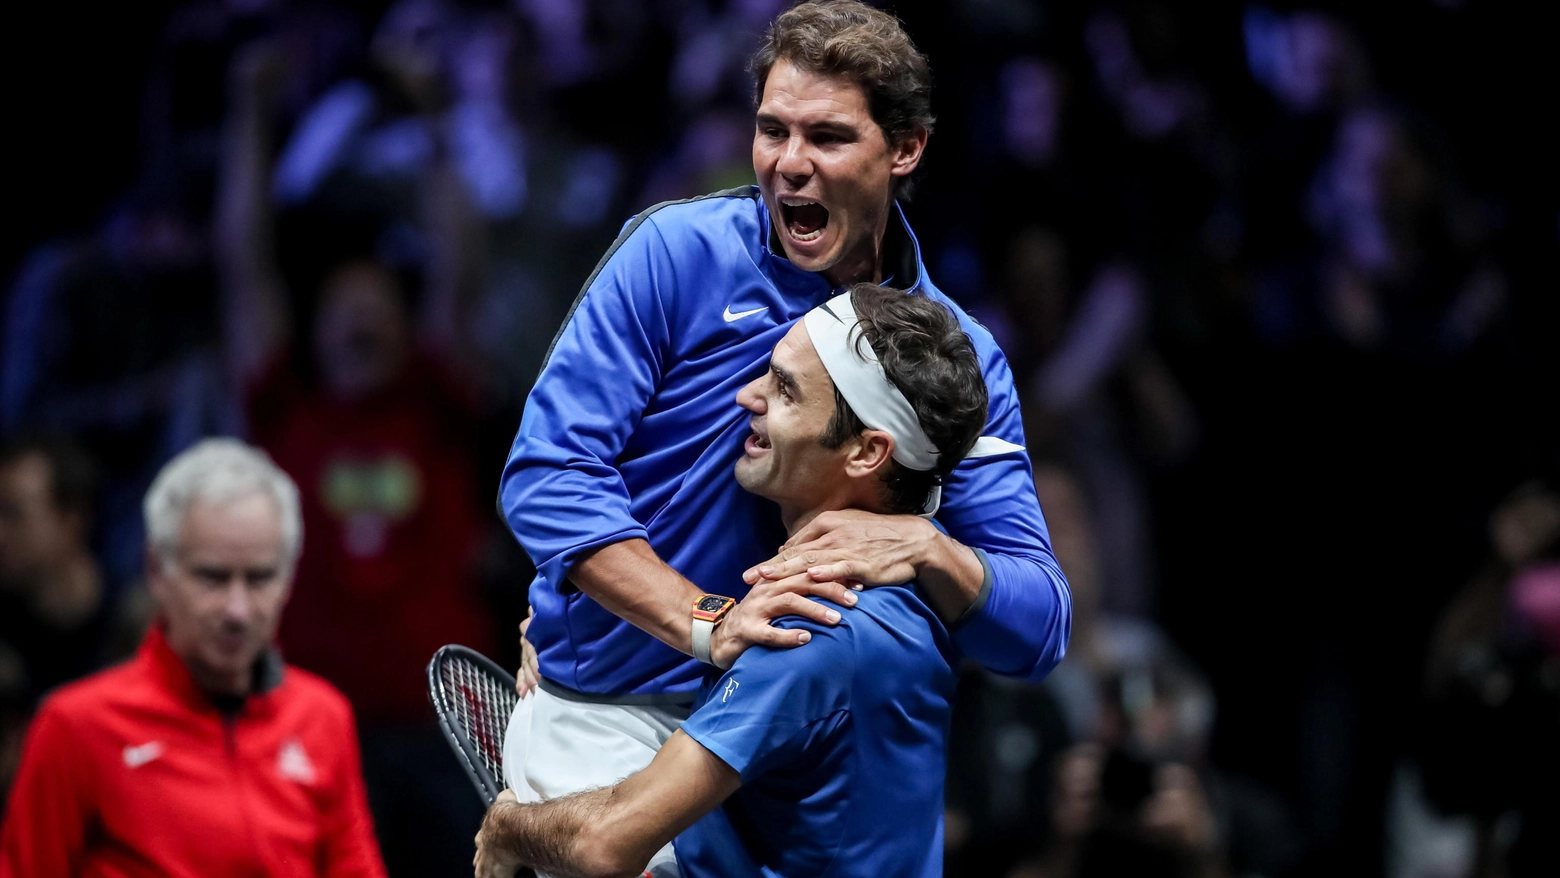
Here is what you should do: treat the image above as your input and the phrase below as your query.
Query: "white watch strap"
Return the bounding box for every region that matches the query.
[691,617,716,665]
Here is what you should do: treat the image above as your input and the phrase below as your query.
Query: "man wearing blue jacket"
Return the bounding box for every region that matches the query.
[481,286,989,878]
[497,4,1071,872]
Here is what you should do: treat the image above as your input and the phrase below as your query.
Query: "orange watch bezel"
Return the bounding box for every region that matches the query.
[692,594,736,623]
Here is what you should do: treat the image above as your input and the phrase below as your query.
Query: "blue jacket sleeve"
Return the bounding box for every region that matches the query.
[499,216,677,591]
[680,615,852,781]
[937,338,1072,682]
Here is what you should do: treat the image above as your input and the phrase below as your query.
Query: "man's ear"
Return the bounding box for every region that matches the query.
[844,430,895,479]
[889,127,928,179]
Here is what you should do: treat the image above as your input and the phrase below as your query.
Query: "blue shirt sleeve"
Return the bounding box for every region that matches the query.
[499,216,677,591]
[680,617,852,781]
[937,334,1073,682]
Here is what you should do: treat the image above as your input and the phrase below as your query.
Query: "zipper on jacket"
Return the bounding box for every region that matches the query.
[226,714,268,877]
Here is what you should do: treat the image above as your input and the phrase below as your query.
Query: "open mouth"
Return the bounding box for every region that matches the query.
[780,199,829,243]
[746,424,773,455]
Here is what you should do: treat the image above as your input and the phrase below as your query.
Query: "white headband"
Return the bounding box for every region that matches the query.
[801,291,1028,517]
[803,291,942,472]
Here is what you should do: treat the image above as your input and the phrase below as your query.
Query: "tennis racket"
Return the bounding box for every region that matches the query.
[427,644,519,805]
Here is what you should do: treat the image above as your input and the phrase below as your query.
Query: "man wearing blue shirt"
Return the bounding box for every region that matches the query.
[478,285,985,878]
[498,4,1070,870]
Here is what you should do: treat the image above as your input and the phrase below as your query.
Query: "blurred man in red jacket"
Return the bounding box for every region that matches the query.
[0,438,386,878]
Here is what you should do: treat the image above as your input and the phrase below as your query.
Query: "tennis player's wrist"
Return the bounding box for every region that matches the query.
[705,622,737,671]
[915,531,986,622]
[691,594,736,667]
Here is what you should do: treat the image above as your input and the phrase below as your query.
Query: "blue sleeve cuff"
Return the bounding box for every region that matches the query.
[947,548,994,633]
[948,550,1071,681]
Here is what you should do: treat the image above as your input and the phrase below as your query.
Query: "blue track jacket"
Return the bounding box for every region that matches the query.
[500,186,1070,696]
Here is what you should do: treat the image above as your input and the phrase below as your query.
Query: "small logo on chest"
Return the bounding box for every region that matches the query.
[722,304,768,323]
[277,738,317,784]
[123,741,164,768]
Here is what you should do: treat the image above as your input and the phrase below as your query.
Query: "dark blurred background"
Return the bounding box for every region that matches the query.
[1,1,1556,877]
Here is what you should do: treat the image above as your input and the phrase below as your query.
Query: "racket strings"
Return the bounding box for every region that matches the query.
[441,656,517,784]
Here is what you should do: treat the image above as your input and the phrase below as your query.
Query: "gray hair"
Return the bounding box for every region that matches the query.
[144,438,302,568]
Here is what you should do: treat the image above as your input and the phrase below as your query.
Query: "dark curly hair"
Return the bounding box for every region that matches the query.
[818,284,987,515]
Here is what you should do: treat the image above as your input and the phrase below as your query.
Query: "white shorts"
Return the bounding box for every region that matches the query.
[502,684,691,878]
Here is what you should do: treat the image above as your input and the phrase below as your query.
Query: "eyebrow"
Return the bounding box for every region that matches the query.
[754,113,859,140]
[771,362,803,401]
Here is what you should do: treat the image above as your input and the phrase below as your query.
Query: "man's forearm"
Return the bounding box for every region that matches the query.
[482,788,643,878]
[478,731,739,878]
[573,539,704,656]
[571,538,856,668]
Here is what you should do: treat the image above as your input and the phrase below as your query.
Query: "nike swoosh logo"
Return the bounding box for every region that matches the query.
[722,305,768,323]
[123,741,164,768]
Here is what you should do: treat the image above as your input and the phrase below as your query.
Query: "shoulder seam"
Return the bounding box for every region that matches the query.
[496,187,757,523]
[536,186,759,371]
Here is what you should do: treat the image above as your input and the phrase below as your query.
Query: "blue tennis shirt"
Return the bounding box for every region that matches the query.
[501,186,1070,696]
[675,587,957,878]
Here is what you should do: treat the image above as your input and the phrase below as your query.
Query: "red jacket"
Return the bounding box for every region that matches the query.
[0,627,387,878]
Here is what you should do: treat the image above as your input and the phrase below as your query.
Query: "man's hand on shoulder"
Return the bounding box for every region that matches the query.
[741,510,985,623]
[745,509,929,587]
[708,573,857,670]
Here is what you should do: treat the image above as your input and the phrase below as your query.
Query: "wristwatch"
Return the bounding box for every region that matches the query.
[691,594,737,666]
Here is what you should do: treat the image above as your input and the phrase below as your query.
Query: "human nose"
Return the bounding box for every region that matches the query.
[736,375,767,413]
[776,135,812,181]
[221,580,255,624]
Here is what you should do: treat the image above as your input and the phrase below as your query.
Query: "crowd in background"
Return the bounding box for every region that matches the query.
[1,1,1555,876]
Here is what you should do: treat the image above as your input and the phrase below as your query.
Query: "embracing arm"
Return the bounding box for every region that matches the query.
[943,515,1072,681]
[745,512,985,622]
[931,341,1073,680]
[573,540,854,670]
[473,730,739,878]
[742,512,1067,683]
[742,333,1071,682]
[751,476,1071,684]
[502,215,850,674]
[570,539,703,657]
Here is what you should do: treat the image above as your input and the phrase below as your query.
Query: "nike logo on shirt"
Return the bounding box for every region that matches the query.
[722,305,767,323]
[123,741,164,768]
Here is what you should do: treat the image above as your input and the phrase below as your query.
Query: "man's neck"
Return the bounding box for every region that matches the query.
[183,654,254,703]
[781,494,889,537]
[824,210,895,289]
[821,244,883,289]
[782,507,819,536]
